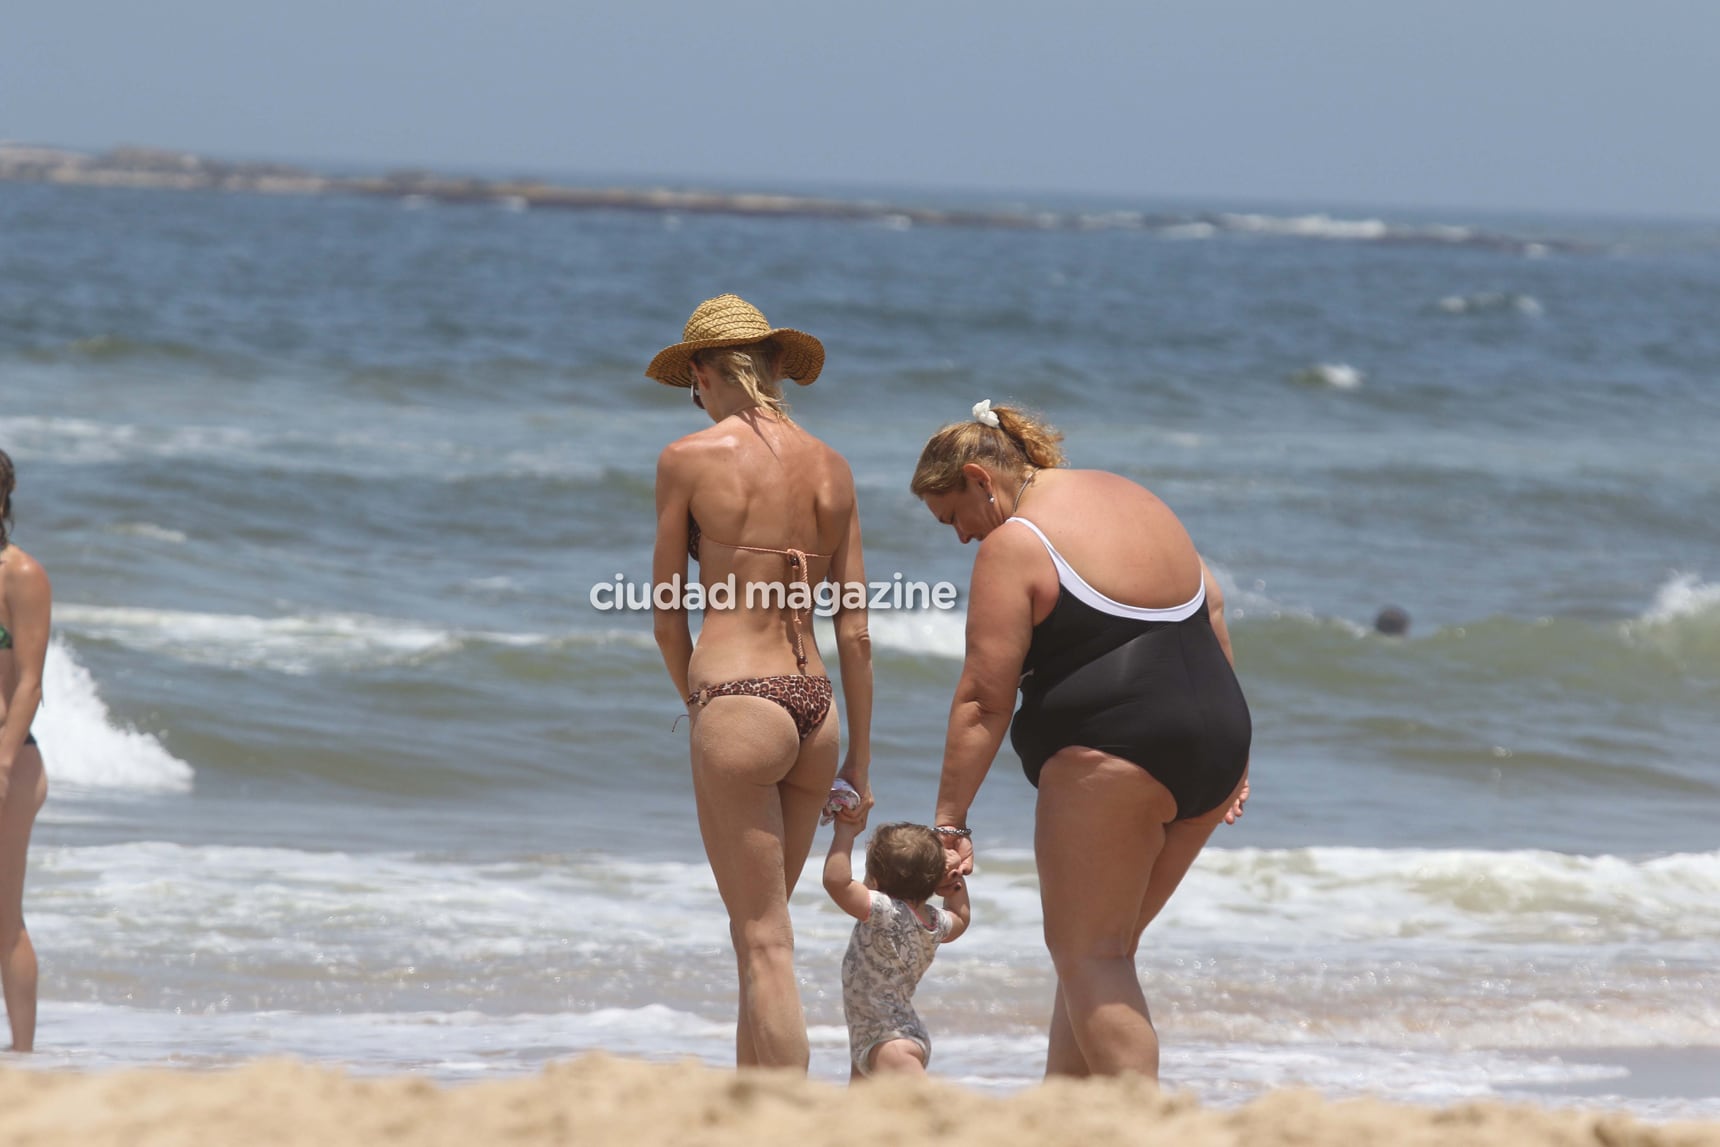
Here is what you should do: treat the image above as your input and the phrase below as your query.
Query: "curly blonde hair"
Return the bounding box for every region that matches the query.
[909,404,1065,496]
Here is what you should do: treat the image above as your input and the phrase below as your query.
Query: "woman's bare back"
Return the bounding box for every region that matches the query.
[677,414,855,683]
[1012,470,1203,613]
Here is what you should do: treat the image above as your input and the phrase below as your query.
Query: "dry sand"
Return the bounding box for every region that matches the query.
[1,1055,1716,1147]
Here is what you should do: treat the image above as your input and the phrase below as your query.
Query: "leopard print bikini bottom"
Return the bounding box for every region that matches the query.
[686,675,834,740]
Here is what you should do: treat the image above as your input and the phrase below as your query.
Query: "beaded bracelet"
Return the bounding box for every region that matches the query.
[933,825,972,839]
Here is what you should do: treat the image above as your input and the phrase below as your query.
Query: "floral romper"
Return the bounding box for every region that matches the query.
[841,891,954,1074]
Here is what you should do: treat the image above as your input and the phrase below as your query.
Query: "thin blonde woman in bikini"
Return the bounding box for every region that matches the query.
[0,450,50,1052]
[648,295,873,1071]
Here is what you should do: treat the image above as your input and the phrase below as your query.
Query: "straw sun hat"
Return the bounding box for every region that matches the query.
[645,294,825,389]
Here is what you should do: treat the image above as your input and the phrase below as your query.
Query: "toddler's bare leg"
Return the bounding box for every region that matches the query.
[866,1038,928,1076]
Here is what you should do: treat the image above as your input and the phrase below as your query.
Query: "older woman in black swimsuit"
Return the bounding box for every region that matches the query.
[0,450,50,1052]
[649,295,873,1072]
[913,402,1249,1082]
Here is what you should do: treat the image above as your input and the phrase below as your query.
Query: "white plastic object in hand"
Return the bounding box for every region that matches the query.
[821,779,862,826]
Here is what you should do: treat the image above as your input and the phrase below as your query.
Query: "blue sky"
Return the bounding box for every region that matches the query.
[5,1,1716,218]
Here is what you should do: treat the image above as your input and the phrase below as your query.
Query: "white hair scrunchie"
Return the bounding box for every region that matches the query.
[971,399,1001,428]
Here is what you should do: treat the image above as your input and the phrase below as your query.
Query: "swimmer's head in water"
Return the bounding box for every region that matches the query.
[865,823,947,903]
[1374,606,1410,636]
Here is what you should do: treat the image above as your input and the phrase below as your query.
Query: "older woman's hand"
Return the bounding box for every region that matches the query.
[1222,775,1250,825]
[942,835,974,878]
[936,856,966,896]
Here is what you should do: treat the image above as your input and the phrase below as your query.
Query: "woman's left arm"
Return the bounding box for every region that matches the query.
[1200,558,1235,669]
[0,554,51,802]
[933,527,1037,868]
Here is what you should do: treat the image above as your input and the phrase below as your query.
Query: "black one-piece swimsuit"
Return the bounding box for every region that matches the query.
[1005,518,1251,821]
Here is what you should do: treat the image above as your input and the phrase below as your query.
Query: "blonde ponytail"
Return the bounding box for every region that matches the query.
[910,404,1065,496]
[992,406,1065,470]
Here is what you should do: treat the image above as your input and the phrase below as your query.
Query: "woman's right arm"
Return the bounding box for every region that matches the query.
[933,527,1036,873]
[827,468,874,821]
[652,444,695,700]
[0,554,51,804]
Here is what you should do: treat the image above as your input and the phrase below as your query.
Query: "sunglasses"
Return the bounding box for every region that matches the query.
[690,382,705,410]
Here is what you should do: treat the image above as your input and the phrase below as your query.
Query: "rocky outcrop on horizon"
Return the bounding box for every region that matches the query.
[0,142,1584,254]
[0,143,333,194]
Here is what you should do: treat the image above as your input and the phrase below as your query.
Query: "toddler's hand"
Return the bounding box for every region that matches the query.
[936,851,965,896]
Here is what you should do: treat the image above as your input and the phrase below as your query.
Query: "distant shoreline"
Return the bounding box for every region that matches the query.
[0,142,1123,229]
[0,142,1580,252]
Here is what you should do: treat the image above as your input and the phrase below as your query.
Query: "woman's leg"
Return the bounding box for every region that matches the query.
[1086,771,1245,1077]
[1130,770,1248,945]
[0,745,47,1052]
[691,694,835,1070]
[751,708,837,1065]
[776,710,839,899]
[1044,983,1089,1078]
[1036,747,1177,1079]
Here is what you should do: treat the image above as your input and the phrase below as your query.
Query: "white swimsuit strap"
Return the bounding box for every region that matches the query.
[1006,517,1206,622]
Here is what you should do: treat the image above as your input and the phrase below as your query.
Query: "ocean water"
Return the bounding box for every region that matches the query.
[1,181,1717,1113]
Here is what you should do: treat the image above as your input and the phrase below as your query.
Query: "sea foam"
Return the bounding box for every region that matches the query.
[863,609,968,660]
[1434,291,1544,316]
[1621,573,1720,661]
[1292,362,1365,390]
[35,638,193,792]
[53,604,554,675]
[1637,572,1720,625]
[1219,213,1390,241]
[0,415,260,466]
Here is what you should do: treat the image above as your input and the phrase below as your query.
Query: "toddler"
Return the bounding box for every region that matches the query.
[823,819,970,1078]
